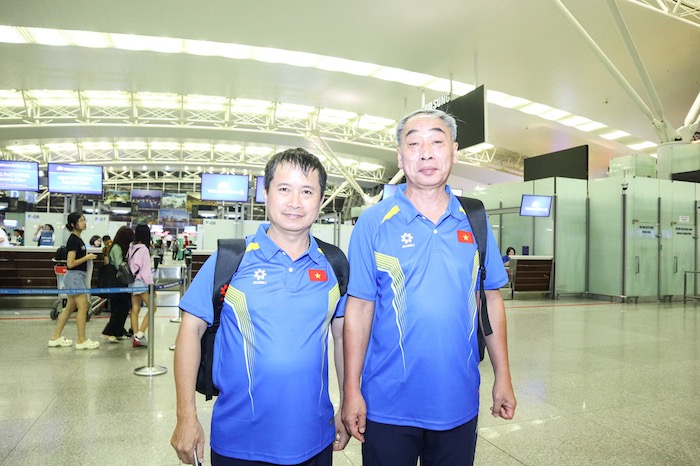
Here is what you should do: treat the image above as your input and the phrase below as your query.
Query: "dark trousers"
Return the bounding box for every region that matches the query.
[211,443,333,466]
[101,293,131,337]
[362,417,478,466]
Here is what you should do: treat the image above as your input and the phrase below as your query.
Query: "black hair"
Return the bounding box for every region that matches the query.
[264,148,327,197]
[506,247,516,255]
[66,212,83,232]
[45,224,54,231]
[110,226,134,260]
[89,235,101,247]
[133,224,151,245]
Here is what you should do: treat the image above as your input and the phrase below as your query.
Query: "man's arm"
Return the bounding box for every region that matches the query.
[482,289,516,420]
[341,296,375,443]
[171,312,208,465]
[331,317,350,450]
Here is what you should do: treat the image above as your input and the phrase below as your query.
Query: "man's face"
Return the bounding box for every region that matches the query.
[397,115,458,191]
[265,162,322,236]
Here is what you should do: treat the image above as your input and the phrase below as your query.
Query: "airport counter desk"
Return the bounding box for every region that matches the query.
[0,246,102,310]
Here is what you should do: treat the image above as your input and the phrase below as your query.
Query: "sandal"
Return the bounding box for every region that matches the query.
[75,339,100,350]
[48,336,73,347]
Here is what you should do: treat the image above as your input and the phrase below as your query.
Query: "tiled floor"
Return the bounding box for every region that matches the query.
[1,296,699,465]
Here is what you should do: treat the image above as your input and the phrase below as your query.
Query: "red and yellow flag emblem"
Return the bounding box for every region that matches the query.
[308,269,328,282]
[457,230,474,244]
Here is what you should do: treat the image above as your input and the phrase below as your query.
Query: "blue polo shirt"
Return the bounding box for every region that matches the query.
[347,184,507,430]
[179,224,345,464]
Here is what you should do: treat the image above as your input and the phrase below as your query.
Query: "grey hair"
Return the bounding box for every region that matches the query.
[395,108,458,145]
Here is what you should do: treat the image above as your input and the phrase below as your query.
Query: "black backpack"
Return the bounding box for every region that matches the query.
[457,196,493,362]
[196,237,349,400]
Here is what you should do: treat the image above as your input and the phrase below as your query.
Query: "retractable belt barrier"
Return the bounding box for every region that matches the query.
[0,279,183,379]
[0,280,182,296]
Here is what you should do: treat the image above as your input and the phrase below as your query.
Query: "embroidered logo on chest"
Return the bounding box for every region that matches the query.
[401,232,415,249]
[252,268,267,285]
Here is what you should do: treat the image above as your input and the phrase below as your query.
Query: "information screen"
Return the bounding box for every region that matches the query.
[48,163,103,195]
[255,176,266,203]
[520,194,553,217]
[200,173,249,202]
[0,160,39,191]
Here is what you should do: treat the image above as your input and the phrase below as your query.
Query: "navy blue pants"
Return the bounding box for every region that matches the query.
[211,443,333,466]
[362,417,478,466]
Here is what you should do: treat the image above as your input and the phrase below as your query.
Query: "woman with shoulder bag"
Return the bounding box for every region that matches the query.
[48,213,99,350]
[100,226,135,342]
[129,224,156,347]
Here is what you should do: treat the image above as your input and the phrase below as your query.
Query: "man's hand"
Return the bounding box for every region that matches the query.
[341,388,367,443]
[171,416,205,465]
[333,412,351,450]
[491,379,516,420]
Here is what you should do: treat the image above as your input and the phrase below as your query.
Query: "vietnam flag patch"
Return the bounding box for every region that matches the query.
[308,269,328,282]
[457,230,474,244]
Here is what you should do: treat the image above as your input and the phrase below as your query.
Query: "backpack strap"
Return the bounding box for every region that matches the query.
[200,238,246,400]
[313,237,349,296]
[457,196,493,355]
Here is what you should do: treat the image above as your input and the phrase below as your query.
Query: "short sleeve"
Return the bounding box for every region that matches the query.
[179,251,217,325]
[347,212,379,302]
[481,216,509,290]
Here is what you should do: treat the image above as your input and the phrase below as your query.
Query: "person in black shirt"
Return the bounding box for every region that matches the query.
[48,212,100,350]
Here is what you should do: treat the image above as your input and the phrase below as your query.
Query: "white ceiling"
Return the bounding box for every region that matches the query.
[0,0,698,187]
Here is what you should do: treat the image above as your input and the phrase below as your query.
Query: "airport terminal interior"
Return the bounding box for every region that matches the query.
[1,1,700,465]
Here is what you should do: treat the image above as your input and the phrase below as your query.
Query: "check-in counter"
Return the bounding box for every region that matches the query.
[0,246,103,309]
[508,255,554,299]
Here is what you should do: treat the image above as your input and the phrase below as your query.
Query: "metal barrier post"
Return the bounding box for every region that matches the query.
[134,284,168,377]
[170,265,187,323]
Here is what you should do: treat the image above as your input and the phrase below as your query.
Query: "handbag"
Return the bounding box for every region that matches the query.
[116,251,135,285]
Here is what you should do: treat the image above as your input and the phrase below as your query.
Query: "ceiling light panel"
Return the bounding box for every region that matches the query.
[137,92,181,109]
[318,108,357,125]
[0,26,25,43]
[27,90,79,107]
[0,90,24,107]
[184,39,251,58]
[357,115,395,131]
[231,98,272,114]
[27,27,69,46]
[372,67,434,87]
[600,130,630,140]
[6,144,41,154]
[66,30,109,48]
[275,103,314,119]
[82,90,131,107]
[184,95,227,112]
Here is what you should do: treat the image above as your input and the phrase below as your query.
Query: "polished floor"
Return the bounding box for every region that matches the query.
[0,293,699,465]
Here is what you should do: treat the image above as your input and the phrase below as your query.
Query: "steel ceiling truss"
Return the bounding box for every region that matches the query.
[627,0,700,25]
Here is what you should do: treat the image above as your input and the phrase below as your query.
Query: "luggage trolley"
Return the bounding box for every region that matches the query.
[49,259,104,321]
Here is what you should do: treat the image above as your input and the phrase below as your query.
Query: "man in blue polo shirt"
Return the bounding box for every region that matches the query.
[342,109,516,465]
[171,148,349,465]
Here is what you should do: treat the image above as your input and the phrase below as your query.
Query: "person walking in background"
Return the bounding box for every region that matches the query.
[48,213,100,350]
[171,148,349,465]
[101,226,134,342]
[342,109,516,466]
[129,224,155,347]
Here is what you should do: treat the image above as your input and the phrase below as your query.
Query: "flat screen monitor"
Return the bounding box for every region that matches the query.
[200,173,249,202]
[0,160,39,191]
[255,176,266,203]
[3,219,18,228]
[48,163,103,195]
[520,194,553,217]
[382,184,398,200]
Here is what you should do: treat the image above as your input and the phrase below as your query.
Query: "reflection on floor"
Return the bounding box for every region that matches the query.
[0,296,698,465]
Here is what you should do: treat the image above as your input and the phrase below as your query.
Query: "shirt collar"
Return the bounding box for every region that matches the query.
[252,223,322,264]
[393,184,466,223]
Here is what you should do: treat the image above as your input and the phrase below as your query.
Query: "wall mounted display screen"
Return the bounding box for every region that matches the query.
[382,184,399,200]
[0,160,39,191]
[436,85,486,150]
[255,176,266,203]
[48,163,103,195]
[200,173,249,202]
[524,145,589,181]
[520,194,553,217]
